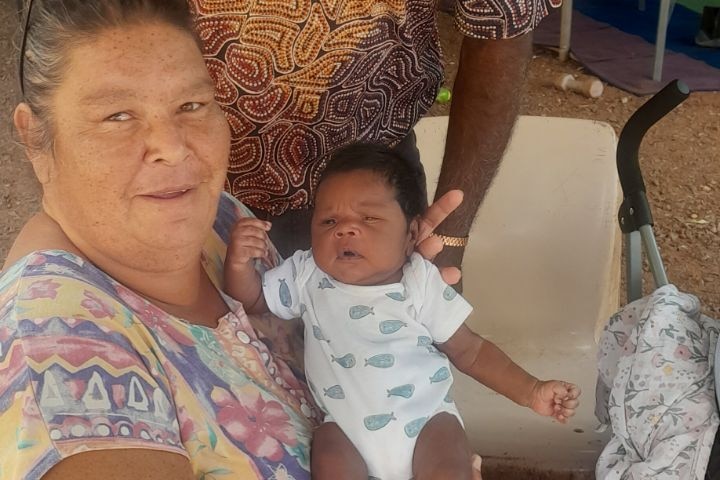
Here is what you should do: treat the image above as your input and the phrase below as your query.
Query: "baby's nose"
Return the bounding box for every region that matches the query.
[334,222,359,237]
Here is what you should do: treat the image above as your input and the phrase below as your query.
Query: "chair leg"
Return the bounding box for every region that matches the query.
[559,0,573,61]
[653,0,674,82]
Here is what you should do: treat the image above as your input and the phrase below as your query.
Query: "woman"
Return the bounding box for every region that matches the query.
[1,1,465,478]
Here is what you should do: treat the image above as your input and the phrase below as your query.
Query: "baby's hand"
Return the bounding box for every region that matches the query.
[528,380,581,423]
[226,217,272,270]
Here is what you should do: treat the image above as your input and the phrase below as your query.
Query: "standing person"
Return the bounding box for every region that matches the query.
[188,0,557,273]
[3,1,465,478]
[225,143,581,480]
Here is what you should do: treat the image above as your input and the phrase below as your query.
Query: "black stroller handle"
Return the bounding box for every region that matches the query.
[617,80,689,232]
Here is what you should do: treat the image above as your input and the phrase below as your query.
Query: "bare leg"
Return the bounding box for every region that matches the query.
[311,422,368,480]
[412,412,473,480]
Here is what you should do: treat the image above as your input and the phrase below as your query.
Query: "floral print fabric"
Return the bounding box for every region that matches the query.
[595,284,720,479]
[0,193,318,480]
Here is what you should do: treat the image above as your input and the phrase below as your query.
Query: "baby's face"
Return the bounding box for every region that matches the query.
[311,170,417,286]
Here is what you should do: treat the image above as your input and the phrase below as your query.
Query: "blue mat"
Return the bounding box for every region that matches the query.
[575,0,719,68]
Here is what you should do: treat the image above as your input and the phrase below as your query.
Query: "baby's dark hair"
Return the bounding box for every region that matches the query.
[319,142,428,222]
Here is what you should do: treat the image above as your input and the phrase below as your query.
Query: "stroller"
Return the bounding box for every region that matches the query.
[594,80,720,479]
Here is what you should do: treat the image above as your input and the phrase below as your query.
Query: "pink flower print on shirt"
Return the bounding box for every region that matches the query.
[81,290,116,319]
[212,387,297,461]
[114,284,195,352]
[27,254,47,266]
[20,279,61,301]
[178,406,196,442]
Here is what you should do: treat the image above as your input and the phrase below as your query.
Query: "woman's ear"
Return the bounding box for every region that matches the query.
[14,103,53,185]
[405,216,420,256]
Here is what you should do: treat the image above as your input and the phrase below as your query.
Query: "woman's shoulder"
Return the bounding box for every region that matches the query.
[2,249,87,288]
[2,249,106,285]
[2,211,82,269]
[0,249,124,325]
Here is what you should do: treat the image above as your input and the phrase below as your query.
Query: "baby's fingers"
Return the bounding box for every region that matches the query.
[232,219,271,235]
[566,384,582,400]
[552,405,577,423]
[549,381,580,399]
[232,234,269,251]
[558,395,580,410]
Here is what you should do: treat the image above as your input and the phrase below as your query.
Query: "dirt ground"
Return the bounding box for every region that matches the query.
[0,6,717,478]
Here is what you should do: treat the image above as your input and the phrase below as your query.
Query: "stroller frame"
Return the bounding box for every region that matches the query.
[616,80,689,301]
[612,79,720,480]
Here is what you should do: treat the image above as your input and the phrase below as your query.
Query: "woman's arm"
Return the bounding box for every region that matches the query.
[42,449,194,480]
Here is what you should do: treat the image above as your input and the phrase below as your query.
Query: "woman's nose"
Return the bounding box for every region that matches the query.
[144,117,190,165]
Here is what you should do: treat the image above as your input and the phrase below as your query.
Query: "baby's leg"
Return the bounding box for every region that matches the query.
[412,412,473,480]
[311,422,368,480]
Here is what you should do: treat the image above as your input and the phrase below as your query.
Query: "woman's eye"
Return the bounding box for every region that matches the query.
[180,102,203,112]
[106,112,131,122]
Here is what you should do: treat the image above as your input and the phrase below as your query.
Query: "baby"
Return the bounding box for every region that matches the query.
[225,143,581,480]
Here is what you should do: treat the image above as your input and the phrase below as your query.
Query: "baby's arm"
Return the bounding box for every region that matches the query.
[438,325,580,423]
[224,217,272,314]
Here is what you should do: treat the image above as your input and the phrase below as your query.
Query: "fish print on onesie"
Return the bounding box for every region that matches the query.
[262,251,473,479]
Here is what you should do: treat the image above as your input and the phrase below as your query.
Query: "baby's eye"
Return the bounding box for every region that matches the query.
[106,112,132,122]
[180,102,204,112]
[321,218,336,226]
[364,216,379,222]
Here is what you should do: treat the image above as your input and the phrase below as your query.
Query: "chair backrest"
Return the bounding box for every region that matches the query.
[414,115,620,471]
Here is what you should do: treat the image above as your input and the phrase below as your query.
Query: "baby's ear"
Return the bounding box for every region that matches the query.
[406,216,420,255]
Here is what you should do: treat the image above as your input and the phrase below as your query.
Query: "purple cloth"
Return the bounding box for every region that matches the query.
[535,9,720,95]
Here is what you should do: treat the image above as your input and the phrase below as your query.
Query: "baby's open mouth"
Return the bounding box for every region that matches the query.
[340,249,361,258]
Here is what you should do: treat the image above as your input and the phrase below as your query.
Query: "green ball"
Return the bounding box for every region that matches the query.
[436,87,452,104]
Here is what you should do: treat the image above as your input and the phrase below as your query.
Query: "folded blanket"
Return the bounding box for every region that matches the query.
[596,284,720,479]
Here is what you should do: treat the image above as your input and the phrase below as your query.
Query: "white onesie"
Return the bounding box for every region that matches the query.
[262,250,473,480]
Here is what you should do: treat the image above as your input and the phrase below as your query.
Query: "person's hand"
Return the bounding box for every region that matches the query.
[226,216,272,270]
[433,243,466,291]
[472,453,483,479]
[416,189,464,285]
[528,380,581,423]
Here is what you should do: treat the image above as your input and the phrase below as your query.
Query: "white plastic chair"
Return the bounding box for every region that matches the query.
[415,115,620,470]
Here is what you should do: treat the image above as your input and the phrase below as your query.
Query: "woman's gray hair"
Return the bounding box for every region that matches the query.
[18,0,198,152]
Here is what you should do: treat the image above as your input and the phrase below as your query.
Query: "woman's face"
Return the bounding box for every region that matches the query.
[39,22,230,270]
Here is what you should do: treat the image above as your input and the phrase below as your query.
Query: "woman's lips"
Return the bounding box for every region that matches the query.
[141,185,195,200]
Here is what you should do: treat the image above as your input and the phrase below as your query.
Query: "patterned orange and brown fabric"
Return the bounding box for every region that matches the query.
[188,0,559,215]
